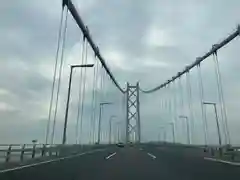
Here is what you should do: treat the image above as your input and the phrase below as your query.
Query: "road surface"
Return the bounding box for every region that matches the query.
[0,145,240,180]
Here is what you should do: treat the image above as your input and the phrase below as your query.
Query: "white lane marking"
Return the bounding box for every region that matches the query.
[147,153,156,159]
[204,157,240,166]
[105,152,117,160]
[0,149,106,174]
[139,148,143,151]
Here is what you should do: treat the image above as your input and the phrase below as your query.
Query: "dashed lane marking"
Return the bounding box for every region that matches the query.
[105,152,117,160]
[147,153,156,159]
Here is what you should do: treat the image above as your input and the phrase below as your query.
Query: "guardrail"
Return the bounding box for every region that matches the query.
[143,141,240,162]
[203,145,240,161]
[0,144,60,163]
[0,143,111,164]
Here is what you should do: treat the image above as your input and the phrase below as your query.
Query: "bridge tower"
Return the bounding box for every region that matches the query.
[126,82,141,143]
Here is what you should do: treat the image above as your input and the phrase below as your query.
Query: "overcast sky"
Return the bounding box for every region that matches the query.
[0,0,240,145]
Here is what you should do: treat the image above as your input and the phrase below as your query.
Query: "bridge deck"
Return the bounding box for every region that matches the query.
[0,145,239,180]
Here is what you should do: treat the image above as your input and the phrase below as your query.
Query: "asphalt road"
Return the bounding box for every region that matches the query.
[0,145,240,180]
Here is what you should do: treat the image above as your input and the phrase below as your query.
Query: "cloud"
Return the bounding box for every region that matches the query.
[144,26,176,47]
[0,102,15,112]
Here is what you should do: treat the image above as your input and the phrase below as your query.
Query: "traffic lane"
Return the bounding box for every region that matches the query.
[87,147,177,180]
[144,146,240,180]
[0,147,118,180]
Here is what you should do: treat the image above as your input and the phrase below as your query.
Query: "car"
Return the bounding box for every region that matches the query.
[116,142,124,148]
[129,142,133,146]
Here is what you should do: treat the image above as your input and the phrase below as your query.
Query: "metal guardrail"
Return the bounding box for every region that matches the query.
[0,144,59,163]
[0,144,113,165]
[203,145,240,161]
[145,141,240,161]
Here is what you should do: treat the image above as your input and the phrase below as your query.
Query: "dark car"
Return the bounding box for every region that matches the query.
[116,142,124,148]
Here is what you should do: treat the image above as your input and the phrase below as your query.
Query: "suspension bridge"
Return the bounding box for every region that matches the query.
[1,0,240,179]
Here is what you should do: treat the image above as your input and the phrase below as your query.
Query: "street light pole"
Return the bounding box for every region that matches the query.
[109,115,116,144]
[179,116,190,144]
[203,102,222,147]
[62,64,94,145]
[97,102,113,144]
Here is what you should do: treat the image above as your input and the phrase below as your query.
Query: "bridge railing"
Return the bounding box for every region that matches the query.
[146,142,240,162]
[203,145,240,161]
[0,144,59,163]
[0,144,110,165]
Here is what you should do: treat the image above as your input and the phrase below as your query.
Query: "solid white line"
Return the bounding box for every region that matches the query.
[147,153,156,159]
[105,152,116,160]
[204,157,240,166]
[0,149,106,174]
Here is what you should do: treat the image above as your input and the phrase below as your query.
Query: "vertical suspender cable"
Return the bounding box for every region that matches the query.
[101,69,107,141]
[178,77,184,111]
[164,87,168,120]
[51,8,69,145]
[197,65,208,145]
[102,69,107,100]
[213,52,230,145]
[102,67,106,139]
[92,60,100,143]
[186,72,193,144]
[168,83,175,142]
[213,53,226,144]
[98,66,104,141]
[89,59,96,144]
[79,42,88,144]
[168,84,172,122]
[173,81,178,143]
[100,66,104,102]
[45,9,64,144]
[160,90,164,120]
[121,91,124,142]
[178,77,185,143]
[176,79,180,143]
[75,38,86,144]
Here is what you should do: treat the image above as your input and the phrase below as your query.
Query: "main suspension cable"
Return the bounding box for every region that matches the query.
[63,0,125,93]
[139,25,240,94]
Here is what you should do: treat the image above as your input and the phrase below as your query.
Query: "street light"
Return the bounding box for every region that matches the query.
[97,102,113,144]
[203,102,222,147]
[62,64,94,145]
[109,115,117,144]
[179,115,191,144]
